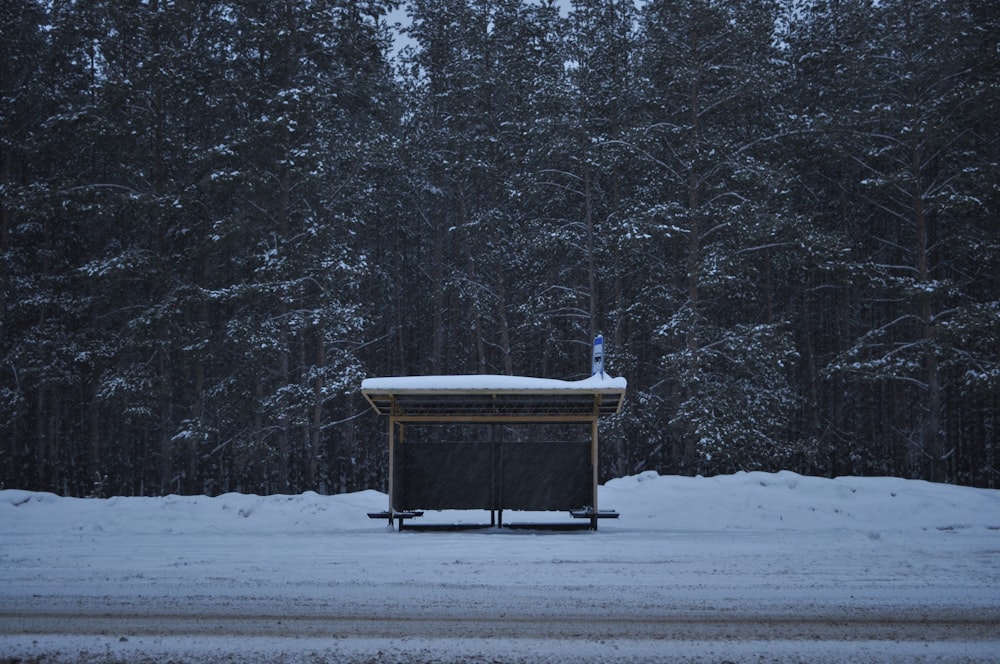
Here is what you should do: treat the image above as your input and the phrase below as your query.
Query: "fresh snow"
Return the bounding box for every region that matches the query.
[2,471,999,663]
[361,372,627,391]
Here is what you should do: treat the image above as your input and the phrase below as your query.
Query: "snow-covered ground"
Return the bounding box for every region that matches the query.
[2,471,999,663]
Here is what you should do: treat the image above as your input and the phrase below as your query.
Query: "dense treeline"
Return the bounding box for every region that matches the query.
[1,0,996,496]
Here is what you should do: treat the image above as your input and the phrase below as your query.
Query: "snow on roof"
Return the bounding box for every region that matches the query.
[360,373,627,392]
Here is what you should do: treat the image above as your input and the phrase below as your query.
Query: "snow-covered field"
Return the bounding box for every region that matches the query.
[2,471,999,663]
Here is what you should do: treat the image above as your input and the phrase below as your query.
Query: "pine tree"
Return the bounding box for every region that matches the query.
[1,0,401,495]
[204,0,397,493]
[633,0,805,475]
[400,0,572,376]
[817,0,991,482]
[1,0,108,493]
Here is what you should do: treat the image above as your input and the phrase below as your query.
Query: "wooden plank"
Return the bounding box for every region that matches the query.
[385,414,601,424]
[360,388,626,419]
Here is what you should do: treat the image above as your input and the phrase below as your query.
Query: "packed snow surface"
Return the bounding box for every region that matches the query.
[2,471,999,663]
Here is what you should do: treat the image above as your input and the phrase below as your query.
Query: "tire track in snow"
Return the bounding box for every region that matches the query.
[2,608,998,643]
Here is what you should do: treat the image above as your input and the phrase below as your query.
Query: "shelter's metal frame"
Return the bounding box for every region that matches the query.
[362,383,626,530]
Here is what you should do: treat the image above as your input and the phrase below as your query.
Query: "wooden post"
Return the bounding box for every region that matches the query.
[387,417,395,526]
[591,417,599,531]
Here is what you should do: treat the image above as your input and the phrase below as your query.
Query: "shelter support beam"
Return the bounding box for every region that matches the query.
[591,418,599,530]
[387,417,395,525]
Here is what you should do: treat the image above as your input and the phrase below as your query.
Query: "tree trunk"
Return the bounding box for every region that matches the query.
[686,27,701,360]
[496,271,513,376]
[682,28,702,472]
[158,344,173,494]
[585,169,598,344]
[89,381,101,496]
[431,217,444,375]
[913,157,943,481]
[277,174,291,491]
[909,69,944,481]
[309,333,324,489]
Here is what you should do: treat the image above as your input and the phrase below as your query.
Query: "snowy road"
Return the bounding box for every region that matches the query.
[3,474,999,661]
[2,603,998,662]
[2,599,997,642]
[3,529,999,662]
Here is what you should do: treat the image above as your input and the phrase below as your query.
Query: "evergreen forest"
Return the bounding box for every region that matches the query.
[2,0,997,496]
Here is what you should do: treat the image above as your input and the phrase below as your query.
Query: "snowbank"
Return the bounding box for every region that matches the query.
[3,471,997,535]
[602,470,1000,532]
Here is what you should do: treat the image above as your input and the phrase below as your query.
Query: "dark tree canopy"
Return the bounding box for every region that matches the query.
[1,0,997,496]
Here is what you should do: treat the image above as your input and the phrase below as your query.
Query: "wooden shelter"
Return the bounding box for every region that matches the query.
[361,374,626,530]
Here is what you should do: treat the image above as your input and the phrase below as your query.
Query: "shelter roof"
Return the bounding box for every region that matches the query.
[361,374,626,421]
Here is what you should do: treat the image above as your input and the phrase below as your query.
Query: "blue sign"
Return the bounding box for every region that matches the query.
[592,335,604,377]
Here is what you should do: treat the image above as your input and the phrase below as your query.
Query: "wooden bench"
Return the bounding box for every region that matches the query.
[569,507,620,520]
[367,510,424,530]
